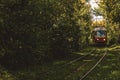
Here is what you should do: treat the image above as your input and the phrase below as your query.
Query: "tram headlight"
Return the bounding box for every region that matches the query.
[96,38,99,40]
[103,39,106,41]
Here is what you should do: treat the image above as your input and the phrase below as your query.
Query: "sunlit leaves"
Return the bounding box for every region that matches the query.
[0,0,92,67]
[100,0,120,44]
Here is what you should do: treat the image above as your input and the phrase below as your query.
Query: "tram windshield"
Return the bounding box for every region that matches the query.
[96,30,106,37]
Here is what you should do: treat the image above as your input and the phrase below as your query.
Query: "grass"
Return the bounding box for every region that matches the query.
[85,51,120,80]
[0,47,120,80]
[0,66,16,80]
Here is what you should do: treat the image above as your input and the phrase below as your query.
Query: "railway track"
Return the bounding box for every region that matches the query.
[41,48,108,80]
[79,49,108,80]
[39,49,96,76]
[63,49,108,80]
[63,49,100,77]
[61,49,96,67]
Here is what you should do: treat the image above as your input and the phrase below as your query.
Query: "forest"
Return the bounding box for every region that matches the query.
[0,0,120,80]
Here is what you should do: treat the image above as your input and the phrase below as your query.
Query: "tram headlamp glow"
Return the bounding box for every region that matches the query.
[96,38,99,40]
[103,39,106,41]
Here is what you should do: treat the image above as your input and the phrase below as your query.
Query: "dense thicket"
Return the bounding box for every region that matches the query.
[0,0,91,68]
[100,0,120,44]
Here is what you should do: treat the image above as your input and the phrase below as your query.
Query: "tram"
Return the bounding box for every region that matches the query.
[92,27,107,44]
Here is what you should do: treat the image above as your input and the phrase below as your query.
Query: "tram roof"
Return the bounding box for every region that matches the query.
[93,27,107,31]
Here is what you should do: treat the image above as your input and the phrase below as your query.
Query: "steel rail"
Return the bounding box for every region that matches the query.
[61,49,96,67]
[40,49,96,75]
[64,49,100,79]
[79,50,108,80]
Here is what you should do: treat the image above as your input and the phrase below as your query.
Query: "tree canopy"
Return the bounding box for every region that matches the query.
[0,0,120,69]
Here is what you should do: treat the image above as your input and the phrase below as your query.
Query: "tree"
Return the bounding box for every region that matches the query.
[100,0,120,44]
[0,0,43,68]
[0,0,92,68]
[49,0,92,57]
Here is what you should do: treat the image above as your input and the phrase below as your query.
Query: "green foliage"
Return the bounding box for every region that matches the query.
[0,0,92,68]
[100,0,120,45]
[0,0,43,68]
[0,66,16,80]
[49,0,92,57]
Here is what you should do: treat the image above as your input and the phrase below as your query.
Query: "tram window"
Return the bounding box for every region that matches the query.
[96,30,106,37]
